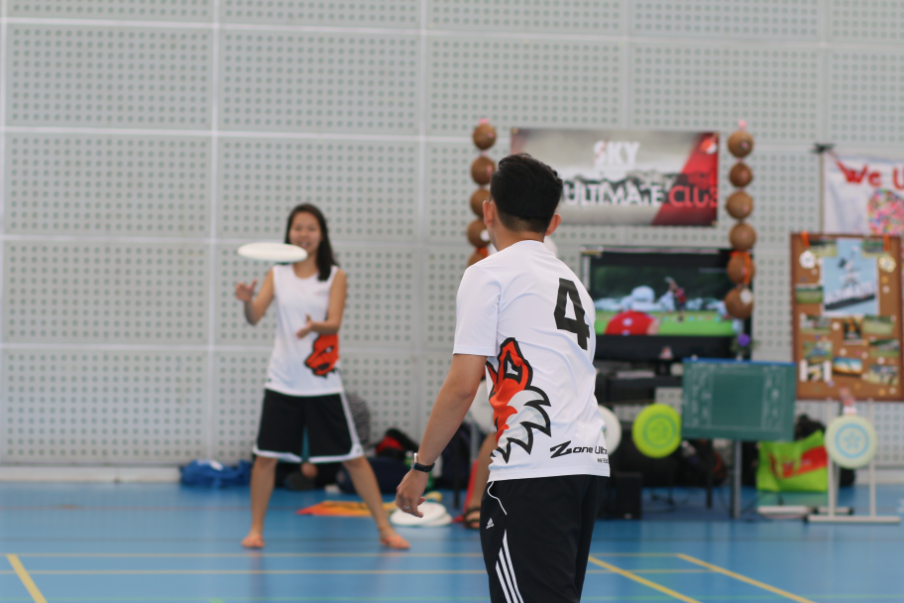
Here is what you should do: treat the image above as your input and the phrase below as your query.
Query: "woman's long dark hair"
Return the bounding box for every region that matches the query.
[284,203,338,281]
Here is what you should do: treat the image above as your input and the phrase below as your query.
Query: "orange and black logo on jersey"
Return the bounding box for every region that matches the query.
[305,334,339,378]
[487,337,551,463]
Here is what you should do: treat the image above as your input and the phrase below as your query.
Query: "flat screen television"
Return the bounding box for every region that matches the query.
[581,246,749,362]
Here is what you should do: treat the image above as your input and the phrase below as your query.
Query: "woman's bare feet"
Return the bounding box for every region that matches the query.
[241,532,265,549]
[378,526,410,550]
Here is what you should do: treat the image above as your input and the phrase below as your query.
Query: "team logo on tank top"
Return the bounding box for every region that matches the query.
[487,338,552,463]
[305,334,339,377]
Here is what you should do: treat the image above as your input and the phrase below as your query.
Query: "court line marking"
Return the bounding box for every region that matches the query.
[5,555,48,603]
[587,555,703,603]
[10,551,673,558]
[676,553,817,603]
[19,568,711,576]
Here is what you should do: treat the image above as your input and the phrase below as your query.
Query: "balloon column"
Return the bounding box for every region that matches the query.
[467,119,497,266]
[724,121,756,320]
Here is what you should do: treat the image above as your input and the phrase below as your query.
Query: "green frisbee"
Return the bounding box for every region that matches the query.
[632,404,682,459]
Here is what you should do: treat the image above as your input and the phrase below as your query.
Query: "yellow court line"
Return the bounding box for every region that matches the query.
[588,555,703,603]
[12,551,674,559]
[6,555,48,603]
[27,569,489,575]
[675,554,817,603]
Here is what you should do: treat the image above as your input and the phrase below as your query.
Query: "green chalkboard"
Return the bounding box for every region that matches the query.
[681,360,797,441]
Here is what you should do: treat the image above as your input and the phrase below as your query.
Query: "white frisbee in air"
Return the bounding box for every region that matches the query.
[237,242,307,263]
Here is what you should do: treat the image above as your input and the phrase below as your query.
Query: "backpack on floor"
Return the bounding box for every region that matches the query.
[180,460,251,488]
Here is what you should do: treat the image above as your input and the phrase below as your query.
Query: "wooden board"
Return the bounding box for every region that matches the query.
[791,233,903,401]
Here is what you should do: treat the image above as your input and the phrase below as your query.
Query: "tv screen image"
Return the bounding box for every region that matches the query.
[591,264,737,337]
[582,247,747,361]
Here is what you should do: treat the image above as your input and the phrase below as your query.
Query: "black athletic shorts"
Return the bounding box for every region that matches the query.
[253,389,364,463]
[480,474,608,603]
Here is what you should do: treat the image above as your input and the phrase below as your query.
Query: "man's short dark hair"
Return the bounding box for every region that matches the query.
[489,154,563,234]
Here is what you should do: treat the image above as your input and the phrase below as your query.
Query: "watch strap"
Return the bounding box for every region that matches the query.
[412,453,434,473]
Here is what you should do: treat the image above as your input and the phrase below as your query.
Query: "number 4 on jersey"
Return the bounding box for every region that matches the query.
[554,279,590,350]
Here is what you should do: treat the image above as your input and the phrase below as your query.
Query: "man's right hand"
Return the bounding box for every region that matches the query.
[235,279,257,303]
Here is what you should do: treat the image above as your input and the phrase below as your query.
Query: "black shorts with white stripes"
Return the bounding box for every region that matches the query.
[480,474,608,603]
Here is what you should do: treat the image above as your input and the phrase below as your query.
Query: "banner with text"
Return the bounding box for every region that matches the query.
[824,153,904,236]
[510,128,719,226]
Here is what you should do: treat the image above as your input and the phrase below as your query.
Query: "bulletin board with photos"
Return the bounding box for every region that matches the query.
[791,233,904,401]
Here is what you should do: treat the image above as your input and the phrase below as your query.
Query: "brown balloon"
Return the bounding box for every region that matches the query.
[471,156,496,185]
[729,162,753,188]
[726,191,754,220]
[470,188,490,217]
[724,286,754,320]
[467,219,490,248]
[473,123,497,150]
[729,222,757,251]
[727,253,757,285]
[467,249,487,266]
[727,130,755,158]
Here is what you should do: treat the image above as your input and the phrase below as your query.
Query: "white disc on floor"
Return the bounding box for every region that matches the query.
[598,405,622,453]
[237,242,307,263]
[825,415,878,469]
[390,501,452,527]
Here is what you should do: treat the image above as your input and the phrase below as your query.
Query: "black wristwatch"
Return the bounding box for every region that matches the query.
[412,453,435,473]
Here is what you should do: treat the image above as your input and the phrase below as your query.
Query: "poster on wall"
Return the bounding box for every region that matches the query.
[823,153,904,236]
[791,233,904,401]
[511,128,719,227]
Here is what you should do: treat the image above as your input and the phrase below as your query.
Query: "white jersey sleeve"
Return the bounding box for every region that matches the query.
[453,264,501,357]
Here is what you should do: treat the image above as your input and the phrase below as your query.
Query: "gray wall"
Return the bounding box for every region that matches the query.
[1,0,902,466]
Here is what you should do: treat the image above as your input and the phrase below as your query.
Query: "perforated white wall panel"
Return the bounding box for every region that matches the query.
[427,0,624,34]
[4,134,211,236]
[221,1,420,27]
[218,138,418,241]
[631,1,821,39]
[829,50,904,145]
[427,37,622,135]
[219,32,420,134]
[2,349,208,462]
[3,241,209,345]
[829,0,904,42]
[10,1,214,21]
[6,25,212,129]
[2,1,903,467]
[629,45,821,143]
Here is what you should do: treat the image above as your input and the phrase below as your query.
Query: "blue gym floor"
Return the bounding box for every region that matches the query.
[1,483,902,602]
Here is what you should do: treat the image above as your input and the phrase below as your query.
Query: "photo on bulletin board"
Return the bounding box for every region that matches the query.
[791,233,904,401]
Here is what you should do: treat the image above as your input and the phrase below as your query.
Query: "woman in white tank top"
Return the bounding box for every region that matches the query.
[235,204,410,550]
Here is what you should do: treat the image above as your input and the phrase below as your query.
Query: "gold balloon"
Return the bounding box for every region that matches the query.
[470,188,490,217]
[467,249,487,266]
[726,191,754,220]
[724,286,754,319]
[729,222,757,251]
[727,253,756,284]
[472,123,497,151]
[727,130,755,158]
[467,219,490,248]
[471,156,496,185]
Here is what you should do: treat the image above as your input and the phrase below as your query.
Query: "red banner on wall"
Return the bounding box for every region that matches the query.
[510,128,719,227]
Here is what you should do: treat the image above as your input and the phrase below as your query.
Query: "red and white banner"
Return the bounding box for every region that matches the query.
[824,154,904,236]
[510,128,719,226]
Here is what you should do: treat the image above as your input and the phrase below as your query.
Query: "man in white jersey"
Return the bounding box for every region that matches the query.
[397,154,609,603]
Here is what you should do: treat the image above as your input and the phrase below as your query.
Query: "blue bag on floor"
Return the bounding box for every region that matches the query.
[180,459,251,488]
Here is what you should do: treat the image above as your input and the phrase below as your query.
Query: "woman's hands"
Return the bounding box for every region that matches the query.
[235,279,258,303]
[296,315,314,339]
